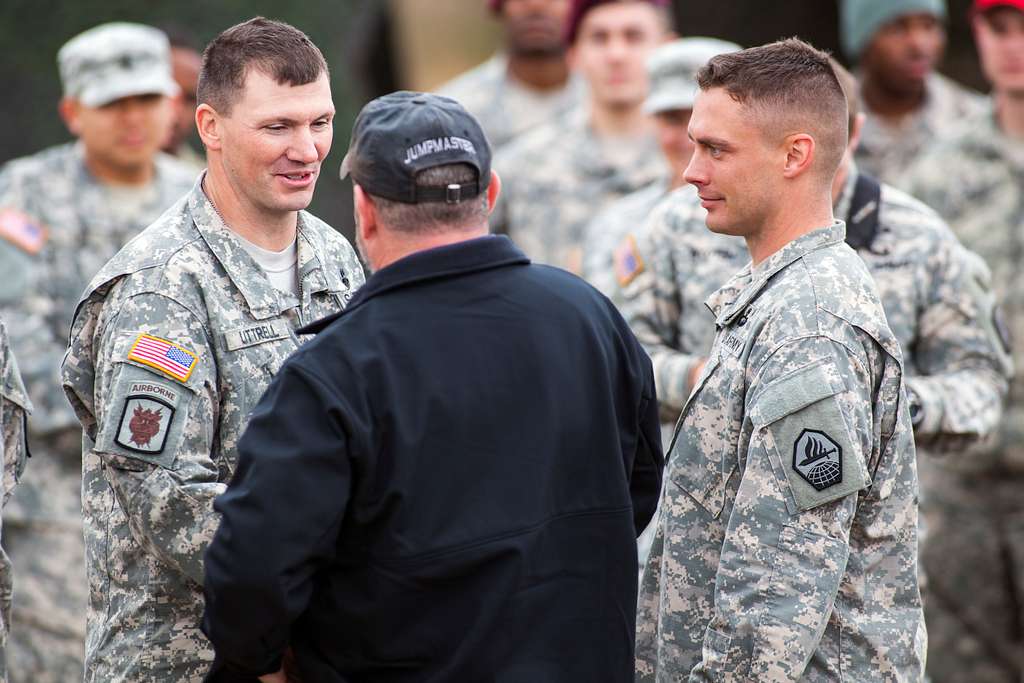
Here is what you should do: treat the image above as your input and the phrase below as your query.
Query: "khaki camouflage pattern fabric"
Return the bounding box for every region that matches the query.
[435,54,586,151]
[0,141,195,682]
[620,168,1009,452]
[900,105,1024,682]
[580,177,669,300]
[61,178,364,682]
[0,318,30,683]
[635,221,925,681]
[490,109,668,272]
[856,72,986,186]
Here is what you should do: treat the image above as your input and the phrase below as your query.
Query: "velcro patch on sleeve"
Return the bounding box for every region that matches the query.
[0,208,47,254]
[614,234,645,287]
[97,371,190,469]
[127,334,198,383]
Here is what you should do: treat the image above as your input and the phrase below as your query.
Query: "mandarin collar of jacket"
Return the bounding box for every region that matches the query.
[299,235,529,335]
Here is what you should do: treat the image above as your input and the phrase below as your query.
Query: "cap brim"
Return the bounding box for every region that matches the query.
[79,71,179,108]
[339,149,353,180]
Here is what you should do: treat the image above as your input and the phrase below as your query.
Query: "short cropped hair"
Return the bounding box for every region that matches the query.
[828,57,860,143]
[696,38,849,181]
[197,17,328,115]
[367,164,489,234]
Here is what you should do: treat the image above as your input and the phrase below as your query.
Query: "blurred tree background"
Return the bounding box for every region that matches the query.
[0,0,985,237]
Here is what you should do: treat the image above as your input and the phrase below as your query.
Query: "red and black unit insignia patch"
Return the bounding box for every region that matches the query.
[114,382,180,454]
[614,234,645,287]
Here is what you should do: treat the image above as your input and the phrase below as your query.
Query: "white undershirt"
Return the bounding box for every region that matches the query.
[236,235,299,298]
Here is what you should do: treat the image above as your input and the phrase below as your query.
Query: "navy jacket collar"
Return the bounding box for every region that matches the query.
[299,235,530,334]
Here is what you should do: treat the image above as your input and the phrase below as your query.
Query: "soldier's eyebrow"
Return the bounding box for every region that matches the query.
[258,110,335,126]
[690,132,733,150]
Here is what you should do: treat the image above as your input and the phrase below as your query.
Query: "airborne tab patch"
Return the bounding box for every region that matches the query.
[0,208,47,254]
[127,334,198,383]
[114,381,182,454]
[614,235,645,287]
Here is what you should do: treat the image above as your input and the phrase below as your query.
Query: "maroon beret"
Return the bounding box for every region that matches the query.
[565,0,671,44]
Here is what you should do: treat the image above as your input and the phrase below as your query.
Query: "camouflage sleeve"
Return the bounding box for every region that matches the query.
[88,290,221,587]
[1,319,30,505]
[0,167,76,438]
[691,336,877,680]
[906,242,1011,450]
[619,204,704,420]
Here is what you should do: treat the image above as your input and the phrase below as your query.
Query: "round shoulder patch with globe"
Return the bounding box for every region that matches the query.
[792,429,842,491]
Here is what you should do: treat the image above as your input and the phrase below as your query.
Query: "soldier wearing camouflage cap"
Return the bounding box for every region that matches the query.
[840,0,986,185]
[581,37,740,302]
[490,0,672,273]
[0,21,195,681]
[901,1,1024,679]
[436,0,585,151]
[0,318,30,683]
[60,18,364,681]
[633,39,925,680]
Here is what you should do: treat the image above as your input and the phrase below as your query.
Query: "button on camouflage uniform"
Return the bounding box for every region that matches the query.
[0,317,30,683]
[436,54,586,151]
[490,109,667,273]
[634,222,925,681]
[901,104,1024,683]
[856,72,986,186]
[0,141,194,680]
[60,180,364,682]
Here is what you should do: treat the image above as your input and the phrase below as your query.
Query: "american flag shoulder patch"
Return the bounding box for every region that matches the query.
[614,234,645,287]
[0,208,47,254]
[127,334,198,383]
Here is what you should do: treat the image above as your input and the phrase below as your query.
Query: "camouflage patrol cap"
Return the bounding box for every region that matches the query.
[58,22,179,107]
[643,37,742,114]
[340,91,491,205]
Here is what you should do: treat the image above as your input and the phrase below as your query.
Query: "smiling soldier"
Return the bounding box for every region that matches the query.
[60,17,364,682]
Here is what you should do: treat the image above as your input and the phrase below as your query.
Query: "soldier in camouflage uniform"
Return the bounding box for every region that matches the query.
[839,0,986,185]
[491,0,671,273]
[436,0,585,151]
[0,318,30,683]
[581,37,739,299]
[634,40,926,680]
[60,19,364,681]
[900,2,1024,679]
[0,23,195,682]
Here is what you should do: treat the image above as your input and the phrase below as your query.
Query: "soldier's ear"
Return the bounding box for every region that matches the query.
[195,103,222,152]
[486,170,501,216]
[58,97,82,137]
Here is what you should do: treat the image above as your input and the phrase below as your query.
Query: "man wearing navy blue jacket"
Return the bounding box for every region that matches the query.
[201,91,663,683]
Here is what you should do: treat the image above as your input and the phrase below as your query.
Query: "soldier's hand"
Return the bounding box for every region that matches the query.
[258,671,286,683]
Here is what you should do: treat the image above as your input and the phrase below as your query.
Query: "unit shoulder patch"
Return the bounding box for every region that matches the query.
[0,208,47,254]
[99,374,189,469]
[792,429,843,491]
[614,234,645,287]
[127,334,198,383]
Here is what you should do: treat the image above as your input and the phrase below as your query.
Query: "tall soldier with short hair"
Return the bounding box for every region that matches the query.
[61,18,364,681]
[634,39,925,680]
[0,22,196,682]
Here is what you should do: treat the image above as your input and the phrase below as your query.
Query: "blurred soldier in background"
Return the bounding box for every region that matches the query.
[840,0,986,184]
[901,1,1024,679]
[436,0,585,151]
[581,37,739,299]
[0,319,30,683]
[491,0,671,273]
[162,26,206,171]
[0,22,195,682]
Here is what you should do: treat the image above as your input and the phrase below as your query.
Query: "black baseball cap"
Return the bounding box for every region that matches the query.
[340,91,492,204]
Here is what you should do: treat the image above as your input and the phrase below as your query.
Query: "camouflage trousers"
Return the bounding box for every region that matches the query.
[4,436,86,683]
[919,460,1024,683]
